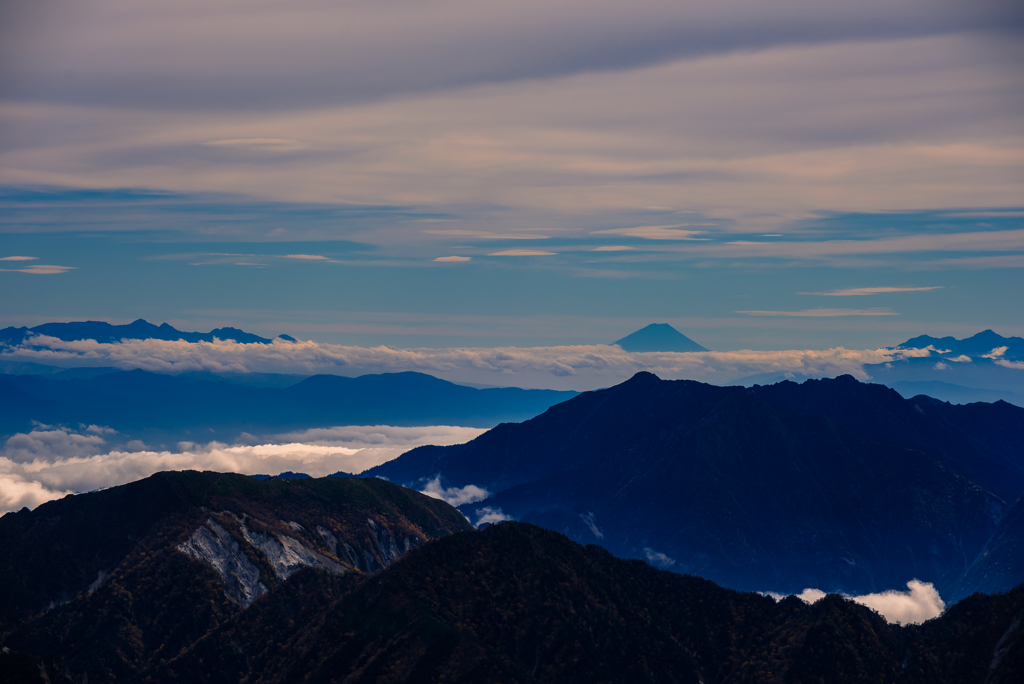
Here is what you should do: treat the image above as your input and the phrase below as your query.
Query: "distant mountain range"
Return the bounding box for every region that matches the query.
[2,472,1021,683]
[867,329,1024,407]
[613,322,709,352]
[0,370,577,444]
[898,329,1024,361]
[0,318,288,346]
[0,319,715,354]
[732,330,1024,407]
[367,372,1024,602]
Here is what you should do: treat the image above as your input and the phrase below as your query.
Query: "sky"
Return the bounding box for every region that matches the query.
[1,0,1023,350]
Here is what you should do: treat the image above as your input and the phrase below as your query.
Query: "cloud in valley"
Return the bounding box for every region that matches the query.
[0,424,485,514]
[851,580,946,625]
[472,507,513,527]
[419,477,490,507]
[766,579,946,625]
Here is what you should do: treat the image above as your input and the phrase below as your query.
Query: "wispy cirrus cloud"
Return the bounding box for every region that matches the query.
[425,230,550,240]
[737,309,898,317]
[800,286,943,296]
[1,256,37,261]
[281,254,331,261]
[593,225,708,240]
[434,255,472,262]
[704,229,1024,260]
[488,249,557,256]
[203,138,305,151]
[0,264,75,274]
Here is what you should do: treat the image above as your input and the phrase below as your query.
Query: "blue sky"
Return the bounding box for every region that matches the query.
[1,0,1022,350]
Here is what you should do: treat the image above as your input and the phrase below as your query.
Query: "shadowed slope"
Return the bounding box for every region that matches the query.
[366,373,1024,599]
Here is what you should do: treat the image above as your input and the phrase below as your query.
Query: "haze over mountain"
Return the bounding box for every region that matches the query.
[2,472,1022,683]
[367,372,1024,602]
[4,319,1023,396]
[729,330,1024,408]
[613,323,709,352]
[897,329,1024,361]
[0,319,284,347]
[0,370,577,444]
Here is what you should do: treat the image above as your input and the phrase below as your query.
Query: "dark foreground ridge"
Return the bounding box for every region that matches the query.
[367,372,1024,601]
[0,471,470,633]
[2,483,1022,683]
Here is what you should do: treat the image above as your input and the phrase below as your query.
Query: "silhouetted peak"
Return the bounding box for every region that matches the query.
[613,323,709,353]
[625,371,661,384]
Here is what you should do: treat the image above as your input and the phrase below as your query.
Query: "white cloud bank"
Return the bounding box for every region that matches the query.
[765,579,946,625]
[419,477,490,507]
[0,336,937,391]
[472,506,513,527]
[0,424,485,515]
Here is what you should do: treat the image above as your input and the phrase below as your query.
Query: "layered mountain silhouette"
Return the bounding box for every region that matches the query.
[613,322,709,352]
[0,318,283,347]
[366,372,1024,601]
[0,370,577,442]
[897,329,1024,362]
[2,475,1022,683]
[860,330,1024,407]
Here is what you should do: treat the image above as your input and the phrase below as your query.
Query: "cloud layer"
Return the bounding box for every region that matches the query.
[766,579,946,625]
[419,477,490,507]
[0,336,935,391]
[0,424,485,514]
[2,2,1020,227]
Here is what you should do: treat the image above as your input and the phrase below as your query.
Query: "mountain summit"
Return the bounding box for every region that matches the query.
[897,329,1024,361]
[613,323,709,352]
[366,372,1024,600]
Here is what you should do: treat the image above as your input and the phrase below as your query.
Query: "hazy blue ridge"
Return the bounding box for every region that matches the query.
[0,370,578,444]
[896,329,1024,361]
[0,319,279,346]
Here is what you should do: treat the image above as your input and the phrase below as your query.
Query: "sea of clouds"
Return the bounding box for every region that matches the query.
[0,335,937,390]
[0,423,485,514]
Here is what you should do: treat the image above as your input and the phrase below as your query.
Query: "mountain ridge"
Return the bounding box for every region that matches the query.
[0,318,282,346]
[896,329,1024,361]
[4,506,1023,683]
[0,370,578,443]
[365,372,1024,601]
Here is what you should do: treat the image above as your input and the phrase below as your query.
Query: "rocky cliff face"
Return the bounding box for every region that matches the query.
[0,471,471,680]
